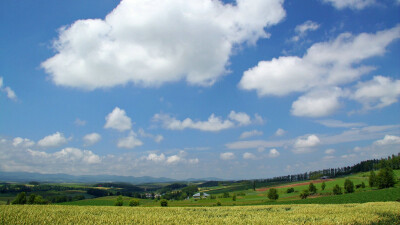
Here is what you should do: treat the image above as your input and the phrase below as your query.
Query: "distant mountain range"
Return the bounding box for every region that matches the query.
[0,171,223,184]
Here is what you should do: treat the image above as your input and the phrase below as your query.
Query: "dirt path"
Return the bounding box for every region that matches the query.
[256,179,334,192]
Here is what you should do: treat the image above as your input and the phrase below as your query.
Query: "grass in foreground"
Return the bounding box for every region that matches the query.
[1,202,399,224]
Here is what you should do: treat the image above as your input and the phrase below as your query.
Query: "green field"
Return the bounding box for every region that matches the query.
[55,170,399,207]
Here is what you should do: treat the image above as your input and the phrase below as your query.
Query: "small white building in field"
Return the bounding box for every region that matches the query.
[193,192,210,199]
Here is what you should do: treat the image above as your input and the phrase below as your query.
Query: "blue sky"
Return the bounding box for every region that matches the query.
[1,0,399,179]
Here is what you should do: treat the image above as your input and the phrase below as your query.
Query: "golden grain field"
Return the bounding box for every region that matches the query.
[1,202,399,224]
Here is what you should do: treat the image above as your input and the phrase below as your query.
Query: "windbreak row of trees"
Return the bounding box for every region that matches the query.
[0,184,80,194]
[255,153,400,184]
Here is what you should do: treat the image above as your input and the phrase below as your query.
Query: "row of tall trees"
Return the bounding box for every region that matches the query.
[255,153,400,184]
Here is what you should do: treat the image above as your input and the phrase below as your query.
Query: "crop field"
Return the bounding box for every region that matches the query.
[1,202,399,224]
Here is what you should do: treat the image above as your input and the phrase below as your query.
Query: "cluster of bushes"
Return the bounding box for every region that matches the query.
[11,192,48,205]
[10,192,86,205]
[114,195,168,207]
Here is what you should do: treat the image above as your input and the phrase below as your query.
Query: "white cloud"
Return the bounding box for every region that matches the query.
[352,76,400,111]
[12,137,35,148]
[146,153,166,163]
[374,135,400,145]
[74,118,87,126]
[0,77,17,101]
[228,111,251,126]
[275,128,286,136]
[29,147,101,164]
[41,0,285,90]
[38,132,68,148]
[138,128,164,143]
[322,0,375,10]
[291,88,343,117]
[243,152,257,160]
[268,148,280,158]
[153,111,260,132]
[104,107,132,132]
[293,134,321,153]
[83,133,101,146]
[153,113,234,132]
[240,130,263,139]
[4,87,17,100]
[294,135,321,148]
[325,149,335,154]
[239,26,400,115]
[166,155,182,165]
[117,131,143,149]
[220,152,235,160]
[321,125,400,145]
[226,139,289,150]
[145,151,198,165]
[292,20,320,42]
[154,135,164,143]
[317,119,365,128]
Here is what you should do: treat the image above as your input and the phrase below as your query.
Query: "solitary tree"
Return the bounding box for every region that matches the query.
[344,179,354,194]
[321,182,326,191]
[114,195,123,206]
[332,185,342,195]
[232,194,236,201]
[369,170,377,187]
[267,188,279,200]
[299,190,309,199]
[308,182,317,194]
[361,182,366,189]
[12,192,27,205]
[376,167,395,189]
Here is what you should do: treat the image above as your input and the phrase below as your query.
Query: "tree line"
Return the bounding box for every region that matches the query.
[256,153,400,184]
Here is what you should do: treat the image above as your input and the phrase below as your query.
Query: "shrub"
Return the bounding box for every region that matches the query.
[286,188,295,193]
[223,192,230,198]
[216,201,221,206]
[321,182,326,191]
[129,199,140,206]
[299,190,309,199]
[232,194,236,201]
[361,182,366,188]
[344,179,354,194]
[267,188,279,200]
[332,185,342,195]
[308,183,317,194]
[160,199,168,207]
